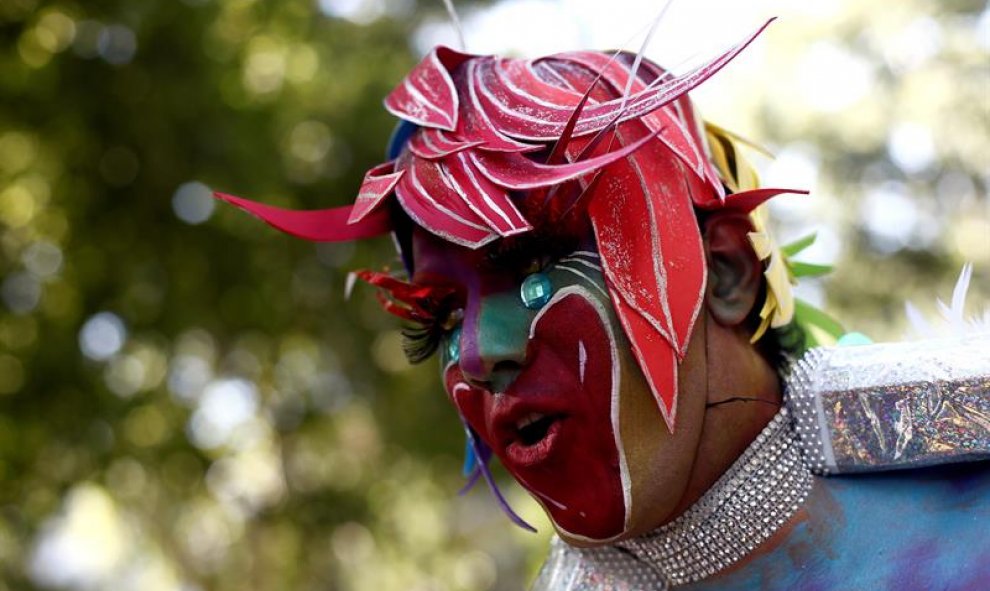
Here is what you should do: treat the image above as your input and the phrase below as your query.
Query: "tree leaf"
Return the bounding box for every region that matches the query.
[789,261,833,278]
[794,298,845,345]
[781,232,817,257]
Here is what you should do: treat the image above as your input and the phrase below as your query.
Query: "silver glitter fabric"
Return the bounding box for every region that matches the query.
[531,408,812,590]
[786,333,990,475]
[530,537,669,591]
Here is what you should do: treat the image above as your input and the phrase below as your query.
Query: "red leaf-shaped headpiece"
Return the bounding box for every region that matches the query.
[215,18,808,432]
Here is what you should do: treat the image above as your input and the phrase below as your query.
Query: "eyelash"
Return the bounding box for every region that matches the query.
[401,322,444,364]
[401,305,462,364]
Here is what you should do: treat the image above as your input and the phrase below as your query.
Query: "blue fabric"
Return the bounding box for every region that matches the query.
[683,463,990,591]
[386,120,419,160]
[462,437,477,476]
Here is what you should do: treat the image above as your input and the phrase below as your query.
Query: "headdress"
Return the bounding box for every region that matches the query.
[215,17,846,529]
[218,16,820,423]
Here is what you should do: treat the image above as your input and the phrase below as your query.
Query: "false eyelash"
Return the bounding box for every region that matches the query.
[401,322,444,364]
[401,302,463,364]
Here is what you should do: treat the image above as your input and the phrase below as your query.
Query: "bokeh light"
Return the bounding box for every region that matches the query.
[97,24,137,65]
[172,181,216,225]
[78,312,127,361]
[186,378,259,450]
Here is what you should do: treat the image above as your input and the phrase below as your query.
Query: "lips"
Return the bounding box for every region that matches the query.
[490,395,569,468]
[506,416,563,466]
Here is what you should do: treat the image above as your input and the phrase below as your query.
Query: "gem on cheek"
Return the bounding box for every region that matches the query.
[520,272,553,309]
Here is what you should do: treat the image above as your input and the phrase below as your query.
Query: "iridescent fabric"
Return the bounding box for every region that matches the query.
[788,333,990,474]
[531,538,668,591]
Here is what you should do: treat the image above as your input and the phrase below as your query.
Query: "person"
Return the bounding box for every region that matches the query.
[215,20,990,590]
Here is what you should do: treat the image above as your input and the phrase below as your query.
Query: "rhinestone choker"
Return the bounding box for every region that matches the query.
[615,407,813,586]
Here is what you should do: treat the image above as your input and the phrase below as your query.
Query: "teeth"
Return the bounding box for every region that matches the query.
[516,412,546,431]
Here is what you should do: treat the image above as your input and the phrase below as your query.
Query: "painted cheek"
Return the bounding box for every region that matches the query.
[443,364,490,436]
[442,276,628,541]
[515,291,626,540]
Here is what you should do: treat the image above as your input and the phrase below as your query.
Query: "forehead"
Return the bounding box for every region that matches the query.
[410,227,484,280]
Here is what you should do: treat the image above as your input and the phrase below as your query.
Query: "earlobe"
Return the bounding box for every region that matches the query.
[702,212,763,327]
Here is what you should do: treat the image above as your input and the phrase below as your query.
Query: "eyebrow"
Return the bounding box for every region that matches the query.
[480,232,575,272]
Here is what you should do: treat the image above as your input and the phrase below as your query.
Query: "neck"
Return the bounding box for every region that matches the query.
[675,316,783,519]
[616,407,812,586]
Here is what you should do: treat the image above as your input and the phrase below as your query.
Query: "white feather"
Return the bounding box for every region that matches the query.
[620,0,674,111]
[344,272,358,301]
[948,262,973,329]
[905,264,988,339]
[441,0,466,51]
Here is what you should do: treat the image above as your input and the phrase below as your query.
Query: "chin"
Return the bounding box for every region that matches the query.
[548,504,627,545]
[508,420,629,543]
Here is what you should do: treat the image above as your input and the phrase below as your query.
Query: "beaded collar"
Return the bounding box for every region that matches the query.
[613,407,813,586]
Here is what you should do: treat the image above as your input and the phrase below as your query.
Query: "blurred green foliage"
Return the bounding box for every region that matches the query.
[739,0,990,341]
[0,1,986,590]
[1,1,545,590]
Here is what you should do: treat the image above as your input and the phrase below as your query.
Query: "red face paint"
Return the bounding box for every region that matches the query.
[411,227,627,539]
[445,290,626,539]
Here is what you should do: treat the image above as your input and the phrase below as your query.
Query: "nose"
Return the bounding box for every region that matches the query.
[458,291,530,391]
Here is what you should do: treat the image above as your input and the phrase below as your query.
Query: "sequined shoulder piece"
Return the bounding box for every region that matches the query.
[787,333,990,474]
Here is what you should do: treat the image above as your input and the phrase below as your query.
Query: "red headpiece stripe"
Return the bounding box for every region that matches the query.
[468,124,663,191]
[442,152,532,236]
[383,47,465,131]
[717,187,811,213]
[348,161,406,224]
[214,192,391,242]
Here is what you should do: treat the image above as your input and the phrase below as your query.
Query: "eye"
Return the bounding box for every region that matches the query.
[401,306,463,364]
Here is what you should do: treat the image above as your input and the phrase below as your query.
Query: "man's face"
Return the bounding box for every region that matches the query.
[411,228,709,544]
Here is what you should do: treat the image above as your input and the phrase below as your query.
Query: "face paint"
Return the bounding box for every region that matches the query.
[447,282,626,539]
[413,229,704,544]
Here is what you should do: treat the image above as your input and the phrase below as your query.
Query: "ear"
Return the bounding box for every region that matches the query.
[702,211,763,327]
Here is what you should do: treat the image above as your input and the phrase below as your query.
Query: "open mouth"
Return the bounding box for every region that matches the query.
[505,412,565,466]
[516,413,561,446]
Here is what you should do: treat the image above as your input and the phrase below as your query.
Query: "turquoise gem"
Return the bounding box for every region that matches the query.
[837,331,873,347]
[520,272,553,309]
[446,327,462,364]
